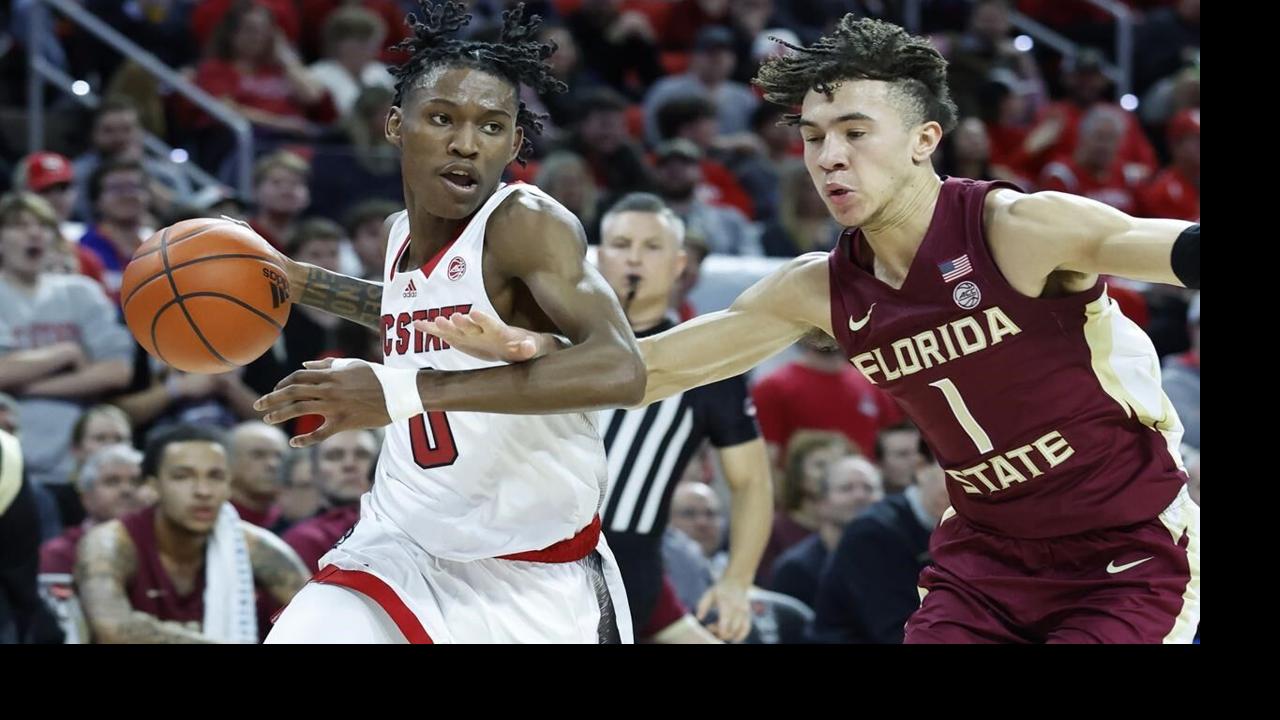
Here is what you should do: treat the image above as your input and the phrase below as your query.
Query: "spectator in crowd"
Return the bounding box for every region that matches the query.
[14,151,84,243]
[282,429,377,572]
[757,431,852,582]
[0,193,133,500]
[653,96,757,219]
[669,481,727,571]
[531,23,594,133]
[40,444,146,575]
[751,333,901,466]
[811,442,948,643]
[71,98,193,224]
[876,422,925,495]
[1021,49,1156,181]
[652,139,758,255]
[76,160,157,301]
[565,0,666,99]
[343,199,401,279]
[275,448,324,534]
[191,0,335,163]
[1133,0,1199,94]
[535,152,601,242]
[310,86,403,223]
[643,25,759,145]
[1039,105,1140,214]
[74,424,308,643]
[558,88,655,201]
[770,455,882,608]
[941,0,1044,118]
[58,404,136,526]
[307,7,394,117]
[936,117,997,181]
[248,151,312,251]
[227,421,289,530]
[1137,109,1199,221]
[295,0,410,64]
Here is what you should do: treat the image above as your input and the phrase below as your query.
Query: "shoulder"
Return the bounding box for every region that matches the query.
[486,186,587,272]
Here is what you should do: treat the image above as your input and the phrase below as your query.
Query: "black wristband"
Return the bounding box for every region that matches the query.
[1171,224,1199,289]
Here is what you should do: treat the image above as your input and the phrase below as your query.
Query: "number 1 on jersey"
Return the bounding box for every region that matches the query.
[928,378,994,454]
[409,412,458,468]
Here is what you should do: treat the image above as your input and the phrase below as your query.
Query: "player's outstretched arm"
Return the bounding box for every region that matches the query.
[986,189,1200,290]
[271,213,398,331]
[424,253,832,408]
[637,253,830,405]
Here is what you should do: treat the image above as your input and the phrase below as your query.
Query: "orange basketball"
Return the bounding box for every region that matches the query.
[120,218,291,374]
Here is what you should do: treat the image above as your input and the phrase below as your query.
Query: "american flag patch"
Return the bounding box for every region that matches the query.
[938,254,973,282]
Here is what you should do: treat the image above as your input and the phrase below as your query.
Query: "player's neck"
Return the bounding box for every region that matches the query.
[155,512,208,566]
[404,206,468,268]
[861,173,943,283]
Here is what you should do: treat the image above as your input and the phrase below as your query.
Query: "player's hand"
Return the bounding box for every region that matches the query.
[413,309,544,364]
[696,578,753,643]
[253,358,392,447]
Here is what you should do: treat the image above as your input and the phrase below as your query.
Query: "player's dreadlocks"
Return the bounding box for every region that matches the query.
[390,1,567,164]
[753,15,958,133]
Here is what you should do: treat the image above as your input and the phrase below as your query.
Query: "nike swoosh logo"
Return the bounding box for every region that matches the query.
[1106,557,1154,574]
[849,303,877,332]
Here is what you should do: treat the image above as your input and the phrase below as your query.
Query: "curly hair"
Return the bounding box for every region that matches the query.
[389,1,567,164]
[754,15,958,133]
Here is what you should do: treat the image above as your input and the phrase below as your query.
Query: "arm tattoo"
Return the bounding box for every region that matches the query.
[296,264,383,331]
[74,523,214,644]
[244,525,309,605]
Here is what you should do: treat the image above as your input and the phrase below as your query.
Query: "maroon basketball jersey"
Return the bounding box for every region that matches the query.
[828,177,1186,538]
[120,505,282,640]
[122,506,205,629]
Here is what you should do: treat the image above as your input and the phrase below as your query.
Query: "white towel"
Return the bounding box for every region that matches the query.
[202,502,258,643]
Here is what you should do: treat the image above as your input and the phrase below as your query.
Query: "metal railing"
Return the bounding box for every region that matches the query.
[25,0,254,196]
[902,0,1135,99]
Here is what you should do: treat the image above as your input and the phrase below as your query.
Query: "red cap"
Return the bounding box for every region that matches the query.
[1168,109,1200,144]
[23,152,74,192]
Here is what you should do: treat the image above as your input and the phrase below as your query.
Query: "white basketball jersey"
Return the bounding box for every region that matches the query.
[368,183,607,562]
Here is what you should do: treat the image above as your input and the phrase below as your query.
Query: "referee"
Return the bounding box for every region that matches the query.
[593,194,772,643]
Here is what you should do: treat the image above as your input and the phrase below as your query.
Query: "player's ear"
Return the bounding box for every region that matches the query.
[386,106,403,149]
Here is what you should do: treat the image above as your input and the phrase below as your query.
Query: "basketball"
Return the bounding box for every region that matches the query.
[119,218,291,374]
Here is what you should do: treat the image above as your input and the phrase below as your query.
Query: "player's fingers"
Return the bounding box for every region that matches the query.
[263,401,329,426]
[415,317,461,341]
[290,418,339,448]
[468,310,507,334]
[255,383,325,413]
[450,313,484,336]
[270,369,331,393]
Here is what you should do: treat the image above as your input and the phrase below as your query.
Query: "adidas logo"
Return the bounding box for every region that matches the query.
[403,278,418,298]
